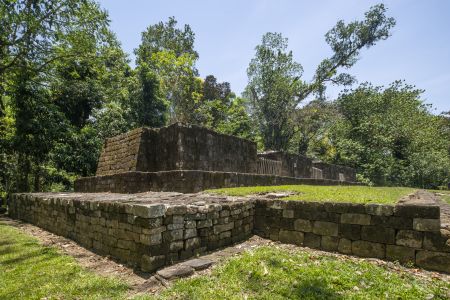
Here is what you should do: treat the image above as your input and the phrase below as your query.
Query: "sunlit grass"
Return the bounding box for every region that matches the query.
[0,222,130,300]
[207,185,416,204]
[156,246,450,299]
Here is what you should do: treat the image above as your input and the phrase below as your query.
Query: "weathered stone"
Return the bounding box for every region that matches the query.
[141,255,165,272]
[162,229,183,242]
[185,237,201,250]
[386,245,415,264]
[140,233,161,246]
[396,230,423,248]
[184,228,197,239]
[282,209,294,218]
[213,222,234,234]
[279,229,304,245]
[321,236,339,251]
[132,204,166,218]
[413,218,440,232]
[361,226,395,244]
[312,221,338,236]
[169,241,184,252]
[423,231,450,251]
[293,219,312,232]
[337,238,352,254]
[416,250,450,273]
[157,265,194,280]
[370,216,413,230]
[365,204,394,216]
[183,258,213,270]
[340,213,371,225]
[303,233,321,248]
[352,240,385,258]
[197,219,213,228]
[394,205,440,219]
[339,224,361,240]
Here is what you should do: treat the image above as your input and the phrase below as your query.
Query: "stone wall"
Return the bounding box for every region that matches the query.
[96,123,257,176]
[8,193,254,273]
[8,192,450,273]
[96,128,144,176]
[254,199,449,273]
[312,162,356,182]
[258,151,312,178]
[74,170,359,194]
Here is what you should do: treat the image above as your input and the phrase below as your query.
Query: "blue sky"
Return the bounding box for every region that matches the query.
[98,0,450,113]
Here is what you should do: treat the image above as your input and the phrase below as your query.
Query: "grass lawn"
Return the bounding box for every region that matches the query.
[157,246,450,300]
[207,185,416,204]
[0,222,130,300]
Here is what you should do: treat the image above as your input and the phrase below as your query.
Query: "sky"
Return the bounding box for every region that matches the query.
[97,0,450,113]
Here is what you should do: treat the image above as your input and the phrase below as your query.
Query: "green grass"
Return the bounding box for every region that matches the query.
[207,185,416,204]
[0,222,130,300]
[156,246,450,300]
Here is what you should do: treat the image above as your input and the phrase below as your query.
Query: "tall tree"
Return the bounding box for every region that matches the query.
[245,4,396,151]
[135,17,201,122]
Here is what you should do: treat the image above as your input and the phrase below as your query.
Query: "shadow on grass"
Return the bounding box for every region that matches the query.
[293,278,343,300]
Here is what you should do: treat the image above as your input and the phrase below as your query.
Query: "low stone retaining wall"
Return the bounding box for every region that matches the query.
[8,192,450,273]
[74,170,360,194]
[8,193,254,272]
[254,199,450,273]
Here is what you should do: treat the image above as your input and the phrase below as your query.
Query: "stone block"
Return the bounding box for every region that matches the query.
[396,230,423,248]
[184,228,197,239]
[183,258,213,270]
[339,224,361,240]
[394,205,440,219]
[132,204,166,218]
[213,222,234,234]
[162,229,183,242]
[370,216,413,230]
[321,236,339,251]
[157,265,194,280]
[386,245,415,264]
[169,241,184,252]
[413,218,440,232]
[197,219,213,228]
[361,226,395,244]
[141,254,165,272]
[365,204,394,216]
[416,250,450,273]
[352,240,385,258]
[338,238,352,254]
[423,231,450,252]
[312,221,338,237]
[282,209,294,218]
[294,219,312,232]
[340,213,371,225]
[279,229,304,245]
[185,237,201,250]
[140,233,162,246]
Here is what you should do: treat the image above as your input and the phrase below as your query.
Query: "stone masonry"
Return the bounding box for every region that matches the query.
[9,191,450,273]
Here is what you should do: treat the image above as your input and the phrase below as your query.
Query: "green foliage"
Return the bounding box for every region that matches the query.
[328,81,450,188]
[207,185,415,204]
[0,222,130,299]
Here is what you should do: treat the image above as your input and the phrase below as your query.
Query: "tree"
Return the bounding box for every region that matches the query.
[329,81,450,187]
[245,4,396,151]
[245,32,303,151]
[135,17,201,122]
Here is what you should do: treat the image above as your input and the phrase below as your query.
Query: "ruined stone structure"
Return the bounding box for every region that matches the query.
[9,191,450,273]
[75,123,357,193]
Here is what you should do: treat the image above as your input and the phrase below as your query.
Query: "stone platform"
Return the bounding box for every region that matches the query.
[8,191,450,273]
[74,170,360,194]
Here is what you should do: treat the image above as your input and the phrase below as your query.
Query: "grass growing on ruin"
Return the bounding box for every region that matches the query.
[0,222,129,300]
[155,246,450,300]
[207,185,416,204]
